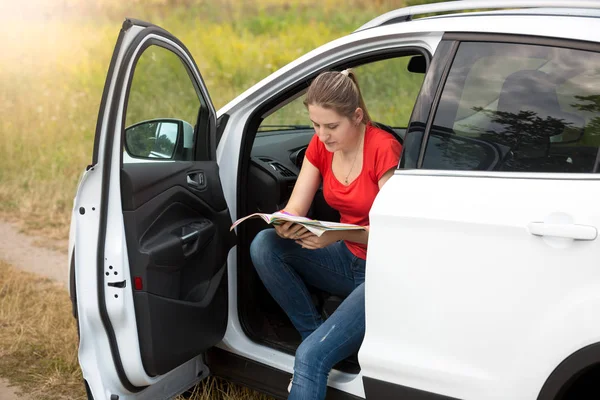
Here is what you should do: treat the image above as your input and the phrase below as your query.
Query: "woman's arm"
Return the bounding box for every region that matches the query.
[274,158,322,240]
[282,158,322,217]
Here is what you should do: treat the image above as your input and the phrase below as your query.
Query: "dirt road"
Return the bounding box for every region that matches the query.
[0,220,69,399]
[0,221,68,287]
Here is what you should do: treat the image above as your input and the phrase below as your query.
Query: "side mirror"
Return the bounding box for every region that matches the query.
[407,55,426,74]
[124,119,194,160]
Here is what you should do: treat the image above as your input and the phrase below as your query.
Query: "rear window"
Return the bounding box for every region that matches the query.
[423,41,600,173]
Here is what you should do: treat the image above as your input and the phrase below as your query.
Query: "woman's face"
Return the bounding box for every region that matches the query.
[308,105,362,153]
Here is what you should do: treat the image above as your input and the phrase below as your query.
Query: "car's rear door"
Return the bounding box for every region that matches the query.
[362,35,600,399]
[73,19,234,399]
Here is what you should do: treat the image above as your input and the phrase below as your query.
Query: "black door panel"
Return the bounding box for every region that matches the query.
[121,162,228,212]
[121,161,234,377]
[133,271,227,377]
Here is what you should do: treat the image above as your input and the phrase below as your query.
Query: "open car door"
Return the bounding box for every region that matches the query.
[72,19,234,399]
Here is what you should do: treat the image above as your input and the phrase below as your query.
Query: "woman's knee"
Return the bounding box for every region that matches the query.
[294,338,324,373]
[250,229,282,271]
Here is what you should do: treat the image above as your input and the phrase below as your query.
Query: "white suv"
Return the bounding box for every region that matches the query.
[69,1,600,399]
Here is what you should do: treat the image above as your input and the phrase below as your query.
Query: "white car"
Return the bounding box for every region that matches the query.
[69,1,600,399]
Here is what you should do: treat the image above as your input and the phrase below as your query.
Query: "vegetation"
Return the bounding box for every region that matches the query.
[0,260,275,399]
[0,1,436,398]
[0,0,434,241]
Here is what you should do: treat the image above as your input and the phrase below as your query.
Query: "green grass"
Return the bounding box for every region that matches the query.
[0,0,423,240]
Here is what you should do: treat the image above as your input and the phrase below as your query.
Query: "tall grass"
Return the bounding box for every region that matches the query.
[0,0,421,240]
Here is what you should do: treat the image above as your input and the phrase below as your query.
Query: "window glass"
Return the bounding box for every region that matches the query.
[123,45,201,162]
[423,42,600,173]
[354,56,425,129]
[258,55,425,135]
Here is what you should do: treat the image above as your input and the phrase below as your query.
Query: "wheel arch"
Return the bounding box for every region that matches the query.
[537,341,600,400]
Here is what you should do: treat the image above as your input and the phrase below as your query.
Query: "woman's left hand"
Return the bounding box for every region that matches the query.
[296,231,340,250]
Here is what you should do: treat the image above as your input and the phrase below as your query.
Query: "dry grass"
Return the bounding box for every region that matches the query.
[0,260,275,399]
[0,260,84,399]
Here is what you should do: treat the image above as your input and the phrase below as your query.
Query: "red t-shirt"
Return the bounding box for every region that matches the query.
[305,124,402,260]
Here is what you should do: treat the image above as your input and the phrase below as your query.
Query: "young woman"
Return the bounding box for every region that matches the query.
[250,69,402,399]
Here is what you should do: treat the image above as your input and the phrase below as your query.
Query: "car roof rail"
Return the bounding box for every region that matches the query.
[355,0,600,31]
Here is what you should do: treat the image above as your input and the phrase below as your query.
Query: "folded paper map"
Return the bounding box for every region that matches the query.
[230,212,365,237]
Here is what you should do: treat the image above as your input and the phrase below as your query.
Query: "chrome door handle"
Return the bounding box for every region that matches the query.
[527,222,597,241]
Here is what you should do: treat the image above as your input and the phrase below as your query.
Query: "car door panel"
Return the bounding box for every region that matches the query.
[74,19,234,397]
[366,172,600,399]
[121,162,233,376]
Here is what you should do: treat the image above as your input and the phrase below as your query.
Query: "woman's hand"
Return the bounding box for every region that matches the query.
[274,221,312,240]
[295,231,340,250]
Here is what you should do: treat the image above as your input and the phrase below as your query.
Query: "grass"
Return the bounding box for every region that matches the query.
[0,260,84,399]
[0,260,275,399]
[0,0,431,241]
[0,1,433,398]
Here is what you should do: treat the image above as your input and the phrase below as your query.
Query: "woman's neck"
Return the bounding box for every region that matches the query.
[339,123,366,158]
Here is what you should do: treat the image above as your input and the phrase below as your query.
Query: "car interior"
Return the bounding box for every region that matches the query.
[233,53,426,373]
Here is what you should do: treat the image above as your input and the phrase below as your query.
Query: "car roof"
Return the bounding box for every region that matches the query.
[357,0,600,31]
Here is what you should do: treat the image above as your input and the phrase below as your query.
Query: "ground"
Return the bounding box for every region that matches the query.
[0,220,68,399]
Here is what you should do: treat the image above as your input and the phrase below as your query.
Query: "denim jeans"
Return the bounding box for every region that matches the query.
[250,229,366,400]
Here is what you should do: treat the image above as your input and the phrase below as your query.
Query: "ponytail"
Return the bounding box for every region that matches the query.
[304,69,371,124]
[343,69,371,124]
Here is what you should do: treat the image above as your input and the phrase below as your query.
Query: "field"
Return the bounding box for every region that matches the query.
[0,0,434,398]
[0,0,436,241]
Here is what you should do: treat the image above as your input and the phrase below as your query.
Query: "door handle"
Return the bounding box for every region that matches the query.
[527,222,597,241]
[180,230,199,245]
[187,172,205,188]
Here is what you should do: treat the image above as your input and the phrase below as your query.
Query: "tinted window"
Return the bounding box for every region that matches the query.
[423,42,600,173]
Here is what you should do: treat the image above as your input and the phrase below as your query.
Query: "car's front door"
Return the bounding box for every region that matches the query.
[73,19,234,399]
[363,36,600,399]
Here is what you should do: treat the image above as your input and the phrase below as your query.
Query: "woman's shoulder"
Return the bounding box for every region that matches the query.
[366,123,401,147]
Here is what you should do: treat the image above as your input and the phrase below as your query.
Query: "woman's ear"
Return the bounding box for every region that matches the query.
[354,108,364,125]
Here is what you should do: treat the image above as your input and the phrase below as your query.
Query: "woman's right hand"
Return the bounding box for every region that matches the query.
[274,221,312,240]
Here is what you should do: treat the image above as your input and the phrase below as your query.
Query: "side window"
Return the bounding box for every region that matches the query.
[123,45,201,162]
[423,41,600,173]
[258,54,426,134]
[353,55,425,130]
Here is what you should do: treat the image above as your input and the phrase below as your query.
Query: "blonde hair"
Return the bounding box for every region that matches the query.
[304,69,371,124]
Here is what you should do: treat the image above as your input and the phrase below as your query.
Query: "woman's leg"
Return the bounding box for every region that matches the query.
[250,229,357,340]
[289,282,366,400]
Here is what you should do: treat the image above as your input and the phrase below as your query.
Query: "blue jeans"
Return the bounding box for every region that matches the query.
[250,229,366,400]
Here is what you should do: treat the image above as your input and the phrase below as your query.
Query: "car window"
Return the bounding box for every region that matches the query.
[423,41,600,173]
[258,55,425,135]
[123,45,201,162]
[353,56,425,129]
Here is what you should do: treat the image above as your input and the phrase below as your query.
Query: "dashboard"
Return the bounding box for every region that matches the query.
[248,128,313,215]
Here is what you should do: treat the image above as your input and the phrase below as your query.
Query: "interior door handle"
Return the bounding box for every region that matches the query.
[187,172,205,188]
[527,222,597,241]
[180,230,199,245]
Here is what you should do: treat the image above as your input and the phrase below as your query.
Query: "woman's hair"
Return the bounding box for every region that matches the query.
[304,69,371,124]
